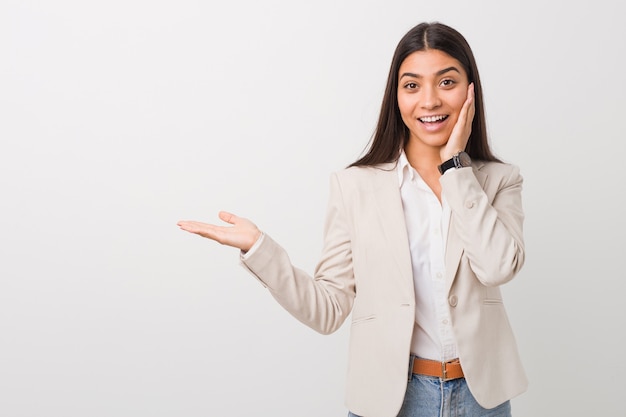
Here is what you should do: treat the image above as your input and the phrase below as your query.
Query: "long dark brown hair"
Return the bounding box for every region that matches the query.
[350,22,500,168]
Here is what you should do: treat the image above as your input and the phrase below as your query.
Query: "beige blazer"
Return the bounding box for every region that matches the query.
[242,160,528,417]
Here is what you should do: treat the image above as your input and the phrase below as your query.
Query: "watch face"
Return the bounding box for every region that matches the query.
[458,152,472,167]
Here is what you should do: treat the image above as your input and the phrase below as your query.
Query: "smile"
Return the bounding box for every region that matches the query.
[418,115,448,123]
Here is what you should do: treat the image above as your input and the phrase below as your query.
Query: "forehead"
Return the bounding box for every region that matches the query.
[398,49,467,78]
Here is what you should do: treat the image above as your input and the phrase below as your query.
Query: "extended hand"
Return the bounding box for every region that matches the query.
[177,211,262,252]
[441,83,475,161]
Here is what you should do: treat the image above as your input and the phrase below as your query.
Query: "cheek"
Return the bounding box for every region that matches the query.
[396,94,413,118]
[450,92,467,113]
[442,93,466,124]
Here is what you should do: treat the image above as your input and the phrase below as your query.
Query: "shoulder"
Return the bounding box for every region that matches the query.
[474,160,523,188]
[476,159,521,175]
[333,162,398,183]
[326,162,399,201]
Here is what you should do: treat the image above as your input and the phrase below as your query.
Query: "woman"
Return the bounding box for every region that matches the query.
[178,21,527,417]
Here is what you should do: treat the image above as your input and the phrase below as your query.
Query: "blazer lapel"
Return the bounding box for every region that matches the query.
[369,163,415,293]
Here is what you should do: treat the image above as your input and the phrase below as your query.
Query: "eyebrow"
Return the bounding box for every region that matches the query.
[399,66,461,79]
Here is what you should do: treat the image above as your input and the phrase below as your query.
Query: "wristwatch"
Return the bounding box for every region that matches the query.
[438,151,472,174]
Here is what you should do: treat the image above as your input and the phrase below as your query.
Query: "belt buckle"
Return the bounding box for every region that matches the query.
[441,361,451,382]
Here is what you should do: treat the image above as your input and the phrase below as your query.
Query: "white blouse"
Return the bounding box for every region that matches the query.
[397,151,458,362]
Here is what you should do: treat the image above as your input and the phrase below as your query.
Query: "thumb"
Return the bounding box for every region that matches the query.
[218,211,238,225]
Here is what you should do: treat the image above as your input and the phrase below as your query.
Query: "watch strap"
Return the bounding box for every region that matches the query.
[438,157,457,174]
[438,151,471,175]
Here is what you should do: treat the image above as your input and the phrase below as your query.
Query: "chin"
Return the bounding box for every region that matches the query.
[409,129,452,148]
[417,136,450,148]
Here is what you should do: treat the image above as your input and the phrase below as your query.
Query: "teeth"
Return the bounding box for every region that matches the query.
[419,115,446,122]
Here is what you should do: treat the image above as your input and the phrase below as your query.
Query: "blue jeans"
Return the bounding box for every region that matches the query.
[348,374,511,417]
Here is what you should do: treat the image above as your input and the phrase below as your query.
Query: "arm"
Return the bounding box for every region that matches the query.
[240,173,356,334]
[440,164,525,286]
[177,173,356,335]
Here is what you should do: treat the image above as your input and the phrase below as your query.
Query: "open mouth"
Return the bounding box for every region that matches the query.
[418,115,448,123]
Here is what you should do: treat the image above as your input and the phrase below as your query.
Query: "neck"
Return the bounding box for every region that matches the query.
[404,141,442,172]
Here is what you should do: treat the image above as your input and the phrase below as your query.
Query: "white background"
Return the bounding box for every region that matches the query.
[1,1,624,416]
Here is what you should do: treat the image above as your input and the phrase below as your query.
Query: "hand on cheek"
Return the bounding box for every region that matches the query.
[441,83,475,161]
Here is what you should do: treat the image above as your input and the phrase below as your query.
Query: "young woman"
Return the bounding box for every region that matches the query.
[178,21,527,417]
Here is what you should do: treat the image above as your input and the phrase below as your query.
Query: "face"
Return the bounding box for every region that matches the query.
[397,49,469,150]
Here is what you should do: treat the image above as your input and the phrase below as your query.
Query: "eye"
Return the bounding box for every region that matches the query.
[403,82,418,90]
[440,79,456,87]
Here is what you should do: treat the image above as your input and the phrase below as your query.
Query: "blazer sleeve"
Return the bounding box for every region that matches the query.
[240,172,356,334]
[440,163,525,287]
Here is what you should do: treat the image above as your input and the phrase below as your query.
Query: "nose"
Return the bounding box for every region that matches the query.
[420,85,441,110]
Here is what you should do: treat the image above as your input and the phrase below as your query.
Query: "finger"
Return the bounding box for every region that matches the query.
[218,210,237,225]
[457,83,475,137]
[462,84,474,115]
[177,220,215,235]
[177,220,197,230]
[466,83,475,125]
[180,221,231,244]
